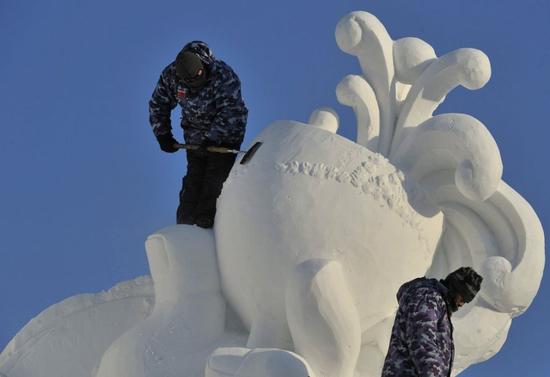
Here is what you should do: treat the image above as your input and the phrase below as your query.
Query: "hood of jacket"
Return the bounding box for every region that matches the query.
[397,277,452,313]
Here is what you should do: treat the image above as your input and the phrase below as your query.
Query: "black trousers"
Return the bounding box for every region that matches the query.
[176,149,237,225]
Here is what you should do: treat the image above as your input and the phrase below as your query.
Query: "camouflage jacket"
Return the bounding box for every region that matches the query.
[382,278,454,377]
[148,41,248,147]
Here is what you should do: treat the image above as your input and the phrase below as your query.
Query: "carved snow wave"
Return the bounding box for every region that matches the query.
[328,10,544,376]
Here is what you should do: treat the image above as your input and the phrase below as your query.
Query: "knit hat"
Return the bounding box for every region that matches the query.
[443,267,483,303]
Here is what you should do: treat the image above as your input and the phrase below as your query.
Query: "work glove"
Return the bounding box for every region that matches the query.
[156,132,179,153]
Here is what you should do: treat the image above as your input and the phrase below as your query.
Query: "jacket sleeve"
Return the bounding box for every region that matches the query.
[149,66,177,137]
[405,289,451,377]
[205,67,248,147]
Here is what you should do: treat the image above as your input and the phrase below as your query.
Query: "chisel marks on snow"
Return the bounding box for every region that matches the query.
[276,154,428,240]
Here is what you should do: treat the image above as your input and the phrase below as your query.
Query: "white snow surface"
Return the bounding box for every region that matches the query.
[0,276,154,377]
[0,10,544,377]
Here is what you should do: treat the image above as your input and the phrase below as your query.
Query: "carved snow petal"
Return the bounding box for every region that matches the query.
[390,48,491,157]
[336,75,380,152]
[393,37,437,85]
[336,11,396,156]
[392,113,502,201]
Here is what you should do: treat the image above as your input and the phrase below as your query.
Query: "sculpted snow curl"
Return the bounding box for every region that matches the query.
[334,11,543,375]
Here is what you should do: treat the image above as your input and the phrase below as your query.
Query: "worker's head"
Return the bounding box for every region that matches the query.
[176,50,208,91]
[175,41,214,92]
[443,267,483,312]
[176,50,208,90]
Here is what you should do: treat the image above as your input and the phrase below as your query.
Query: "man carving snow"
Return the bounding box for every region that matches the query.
[149,41,248,228]
[382,267,483,377]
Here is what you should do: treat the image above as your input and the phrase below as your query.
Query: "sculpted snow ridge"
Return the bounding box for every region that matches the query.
[0,276,154,377]
[1,276,153,355]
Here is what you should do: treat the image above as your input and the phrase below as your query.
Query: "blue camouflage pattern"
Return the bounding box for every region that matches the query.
[382,278,454,377]
[149,41,248,147]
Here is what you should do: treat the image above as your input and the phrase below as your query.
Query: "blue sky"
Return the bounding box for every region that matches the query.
[1,1,548,375]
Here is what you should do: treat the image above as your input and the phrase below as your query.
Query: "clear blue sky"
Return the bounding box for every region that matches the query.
[1,1,548,375]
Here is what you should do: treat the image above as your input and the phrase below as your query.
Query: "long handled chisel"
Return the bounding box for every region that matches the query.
[174,141,263,165]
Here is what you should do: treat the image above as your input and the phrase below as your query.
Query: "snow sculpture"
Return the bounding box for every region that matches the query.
[214,117,444,377]
[212,11,544,377]
[95,226,247,377]
[0,10,544,377]
[0,277,154,377]
[339,10,543,373]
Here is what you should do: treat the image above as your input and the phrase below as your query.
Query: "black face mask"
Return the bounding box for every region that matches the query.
[447,290,460,313]
[175,51,208,91]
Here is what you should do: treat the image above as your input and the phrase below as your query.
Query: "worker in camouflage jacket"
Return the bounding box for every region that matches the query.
[382,267,483,377]
[149,41,248,228]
